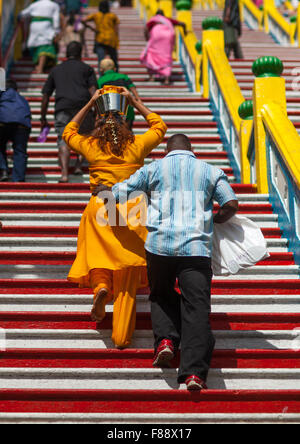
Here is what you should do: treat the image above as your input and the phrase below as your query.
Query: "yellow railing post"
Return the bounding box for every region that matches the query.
[263,0,270,33]
[158,0,173,17]
[201,17,224,98]
[297,4,300,47]
[252,56,286,194]
[176,1,193,32]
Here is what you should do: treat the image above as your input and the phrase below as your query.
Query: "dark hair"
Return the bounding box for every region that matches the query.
[66,41,82,59]
[167,133,192,151]
[156,9,165,16]
[93,112,134,157]
[6,78,18,91]
[99,1,110,13]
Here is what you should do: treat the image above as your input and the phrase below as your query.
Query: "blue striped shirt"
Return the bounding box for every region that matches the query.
[112,150,237,257]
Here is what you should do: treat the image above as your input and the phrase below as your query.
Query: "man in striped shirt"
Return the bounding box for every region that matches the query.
[93,134,238,390]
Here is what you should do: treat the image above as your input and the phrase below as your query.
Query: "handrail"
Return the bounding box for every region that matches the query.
[200,0,225,9]
[264,0,295,45]
[203,40,244,135]
[205,0,299,46]
[239,0,263,30]
[178,28,202,92]
[202,23,245,182]
[260,101,300,264]
[261,102,300,190]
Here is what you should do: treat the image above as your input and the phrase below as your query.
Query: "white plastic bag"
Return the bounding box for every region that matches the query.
[212,214,270,276]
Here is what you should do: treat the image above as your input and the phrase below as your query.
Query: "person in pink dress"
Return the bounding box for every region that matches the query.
[140,10,186,86]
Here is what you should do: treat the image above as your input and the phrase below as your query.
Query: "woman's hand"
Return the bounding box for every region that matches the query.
[89,89,102,105]
[119,86,135,106]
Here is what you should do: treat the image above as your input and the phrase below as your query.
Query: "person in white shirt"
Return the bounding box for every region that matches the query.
[19,0,61,74]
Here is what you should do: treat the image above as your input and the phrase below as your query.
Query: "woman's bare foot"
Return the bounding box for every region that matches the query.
[91,288,108,322]
[59,175,69,183]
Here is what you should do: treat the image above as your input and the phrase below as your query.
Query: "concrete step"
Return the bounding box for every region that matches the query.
[1,328,299,349]
[0,412,298,424]
[0,293,298,313]
[13,174,235,184]
[0,238,285,252]
[27,126,219,135]
[0,212,278,227]
[0,192,269,203]
[0,264,297,280]
[0,367,299,390]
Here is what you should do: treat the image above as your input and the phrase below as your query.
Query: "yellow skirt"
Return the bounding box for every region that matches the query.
[68,195,148,288]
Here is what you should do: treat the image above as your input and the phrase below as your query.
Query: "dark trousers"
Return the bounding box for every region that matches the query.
[146,251,215,383]
[0,124,30,182]
[94,42,119,72]
[225,41,243,59]
[224,25,244,59]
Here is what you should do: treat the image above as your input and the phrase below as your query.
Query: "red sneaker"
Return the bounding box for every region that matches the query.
[153,339,175,367]
[185,375,207,391]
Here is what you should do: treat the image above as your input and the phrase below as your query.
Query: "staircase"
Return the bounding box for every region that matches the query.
[0,6,299,424]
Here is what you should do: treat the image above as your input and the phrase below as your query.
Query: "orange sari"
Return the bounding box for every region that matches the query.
[62,114,167,347]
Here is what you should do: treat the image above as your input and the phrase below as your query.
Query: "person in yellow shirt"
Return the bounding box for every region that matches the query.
[82,1,120,73]
[62,88,167,349]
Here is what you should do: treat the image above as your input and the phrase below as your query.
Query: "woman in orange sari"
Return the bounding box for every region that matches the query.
[63,88,167,348]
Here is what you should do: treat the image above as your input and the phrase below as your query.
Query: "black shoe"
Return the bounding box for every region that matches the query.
[0,170,9,182]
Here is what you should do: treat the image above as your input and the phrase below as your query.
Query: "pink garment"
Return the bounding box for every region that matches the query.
[253,0,263,6]
[140,15,176,78]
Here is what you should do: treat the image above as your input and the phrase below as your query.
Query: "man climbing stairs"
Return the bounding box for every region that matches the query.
[0,5,299,423]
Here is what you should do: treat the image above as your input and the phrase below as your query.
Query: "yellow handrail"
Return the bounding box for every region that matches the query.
[264,0,295,44]
[239,0,263,30]
[261,102,300,189]
[202,33,244,135]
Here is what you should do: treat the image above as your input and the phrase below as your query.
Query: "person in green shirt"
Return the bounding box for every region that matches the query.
[98,58,141,129]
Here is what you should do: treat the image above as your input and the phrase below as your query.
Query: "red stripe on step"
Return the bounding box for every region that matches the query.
[0,183,257,192]
[0,203,270,213]
[0,251,293,266]
[0,183,258,194]
[0,349,299,369]
[30,121,217,129]
[27,136,223,143]
[0,389,299,413]
[25,96,209,103]
[0,226,281,238]
[0,312,299,330]
[0,280,299,294]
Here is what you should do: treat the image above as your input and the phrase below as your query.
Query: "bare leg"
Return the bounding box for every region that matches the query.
[74,155,84,175]
[58,143,70,183]
[36,55,47,74]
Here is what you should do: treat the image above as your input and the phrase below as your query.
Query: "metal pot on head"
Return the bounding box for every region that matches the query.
[95,85,129,117]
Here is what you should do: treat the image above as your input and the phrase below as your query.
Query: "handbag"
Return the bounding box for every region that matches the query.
[212,215,270,276]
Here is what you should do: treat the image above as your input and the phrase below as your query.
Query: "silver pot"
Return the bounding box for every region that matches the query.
[95,91,129,116]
